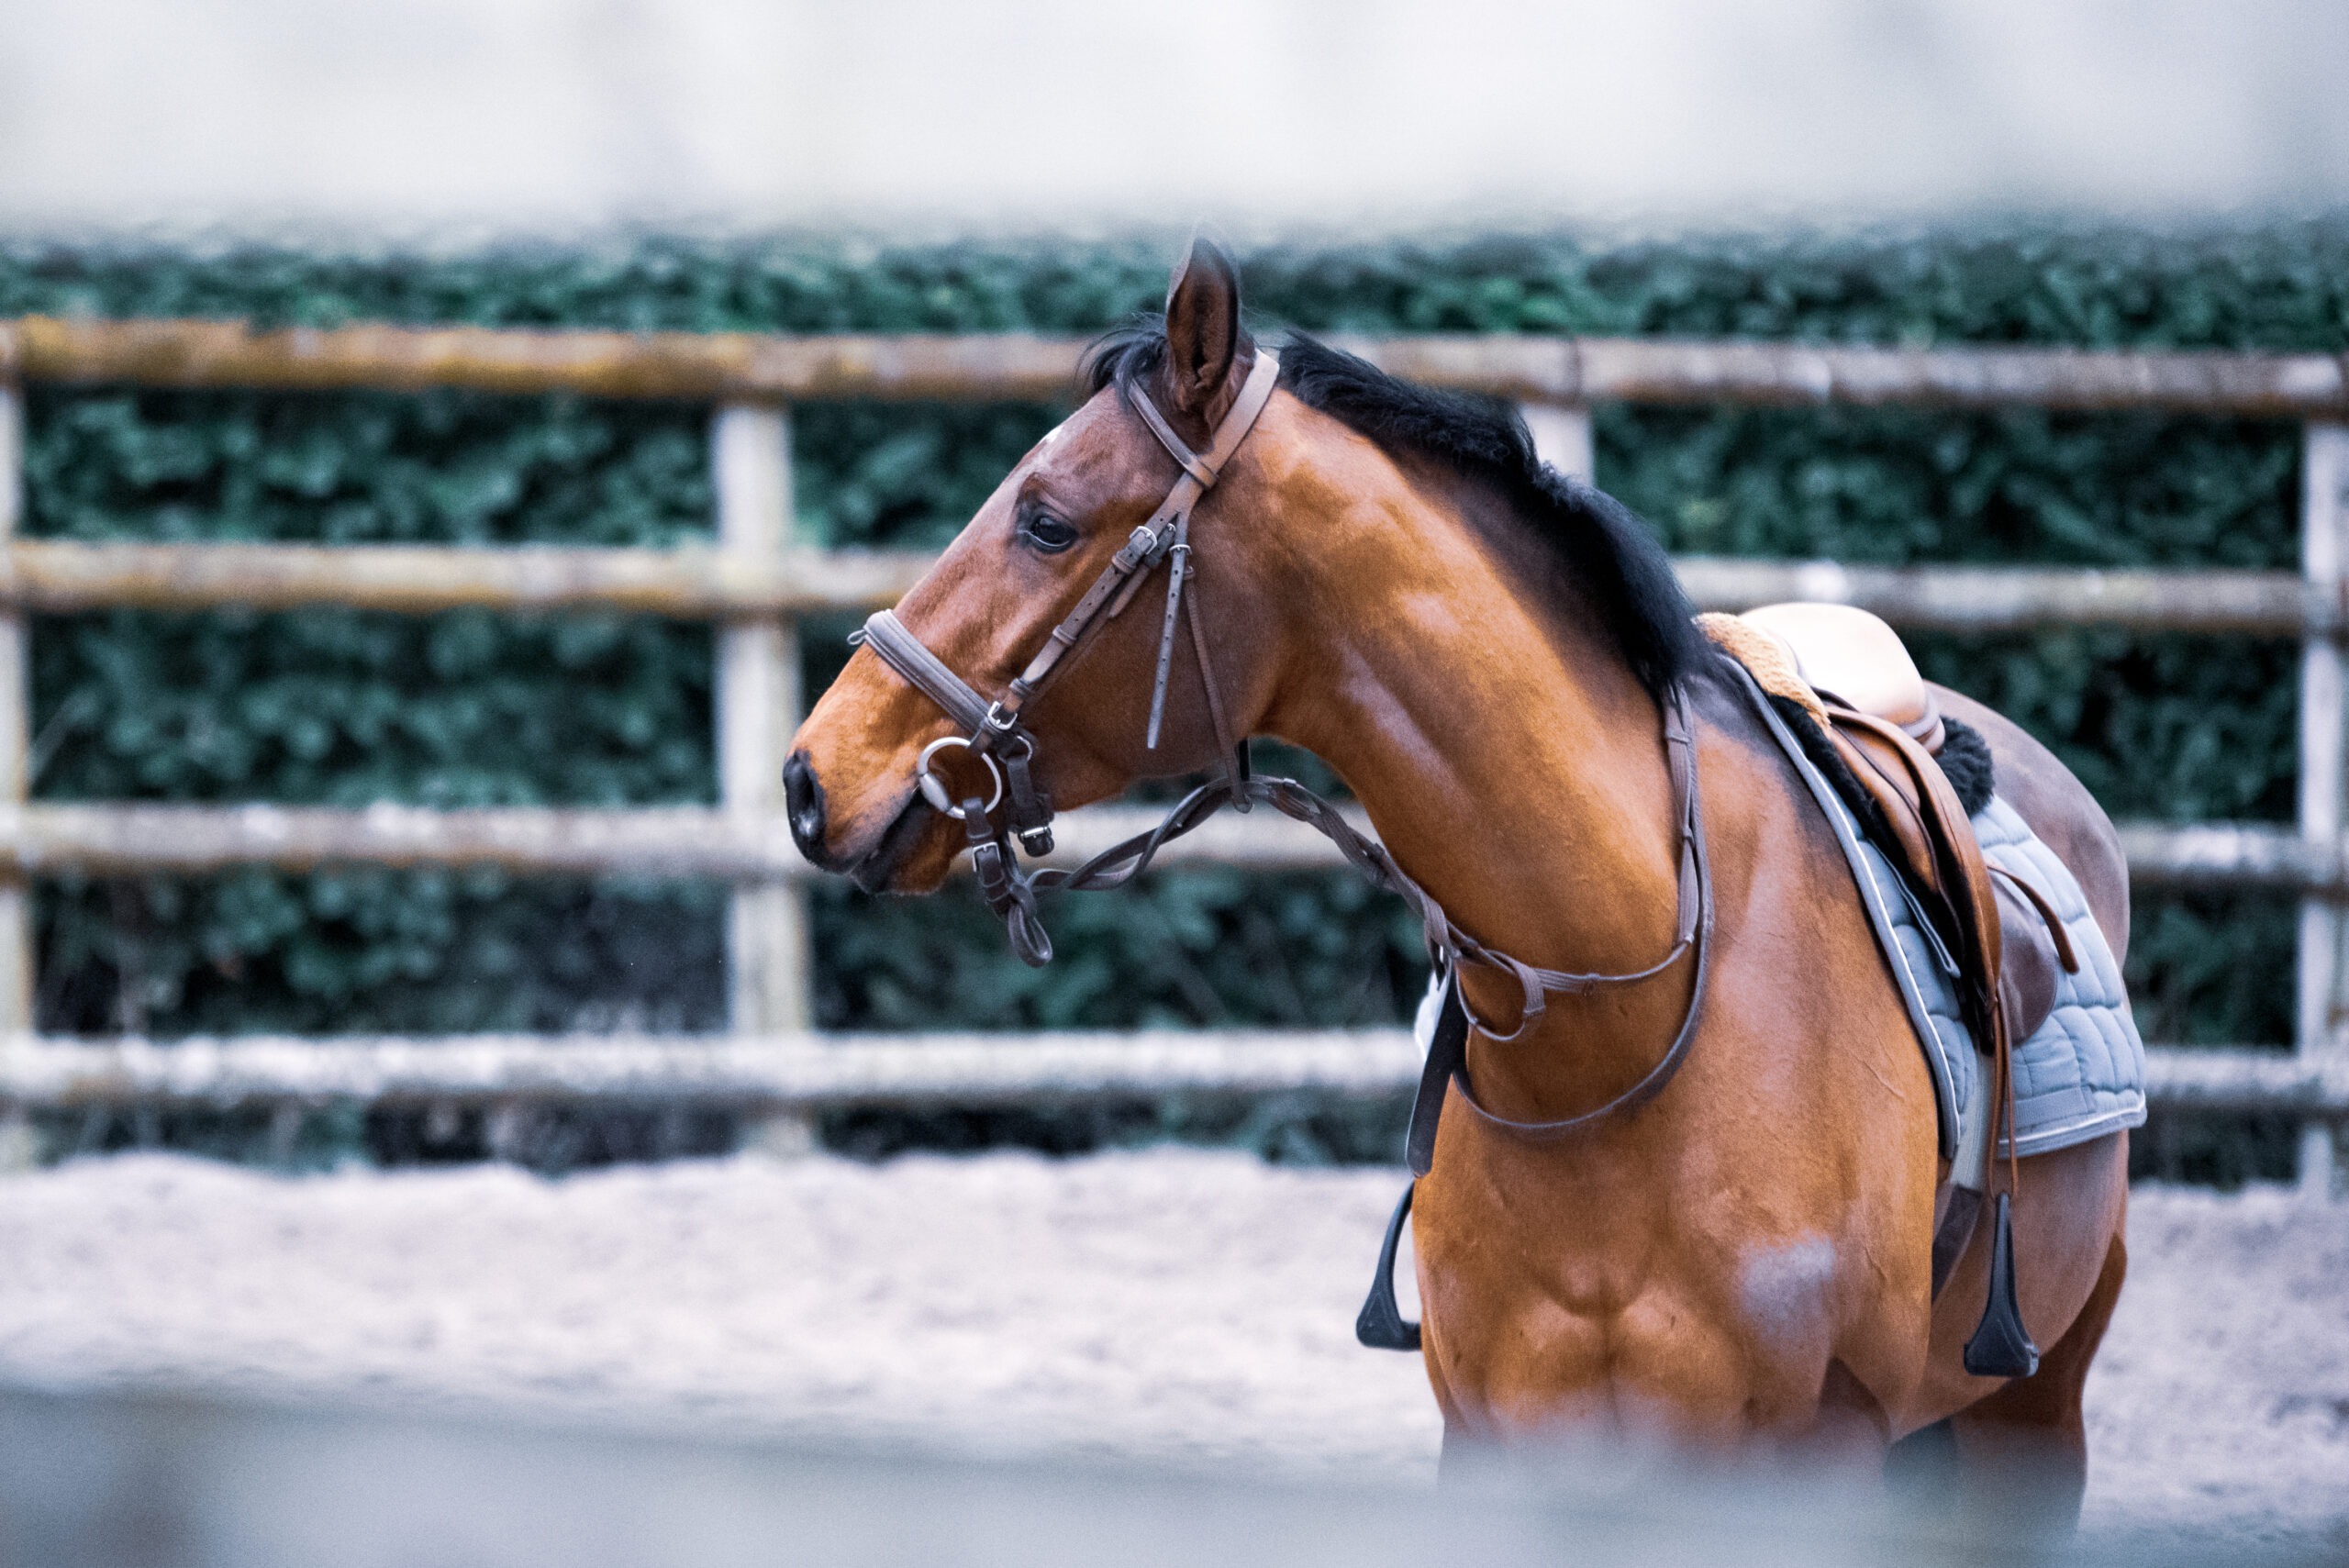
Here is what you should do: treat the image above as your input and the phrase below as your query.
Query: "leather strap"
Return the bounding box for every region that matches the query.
[1180,528,1247,805]
[1830,707,2005,1053]
[856,608,995,736]
[1417,688,1715,1161]
[1131,353,1279,800]
[863,349,1283,739]
[1145,514,1191,749]
[1449,687,1706,1043]
[1989,862,2080,973]
[1022,737,1705,1018]
[1016,686,1712,1171]
[1130,392,1222,488]
[1407,978,1468,1174]
[1133,349,1282,488]
[1833,708,2029,1226]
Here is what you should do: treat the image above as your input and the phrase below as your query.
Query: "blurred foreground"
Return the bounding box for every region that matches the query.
[0,1151,2342,1550]
[0,1379,2335,1568]
[7,0,2349,231]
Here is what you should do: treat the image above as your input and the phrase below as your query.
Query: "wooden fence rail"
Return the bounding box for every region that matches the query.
[7,317,2346,417]
[2,317,2344,1189]
[0,1031,2336,1123]
[0,539,931,617]
[0,801,2317,890]
[0,539,2328,634]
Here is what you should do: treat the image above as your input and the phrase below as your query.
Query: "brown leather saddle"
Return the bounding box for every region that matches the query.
[1721,604,2076,1075]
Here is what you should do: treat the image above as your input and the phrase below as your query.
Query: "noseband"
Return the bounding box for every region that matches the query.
[849,346,1714,1152]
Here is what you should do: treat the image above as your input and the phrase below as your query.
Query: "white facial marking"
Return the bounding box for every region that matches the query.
[1740,1235,1838,1357]
[1039,422,1065,446]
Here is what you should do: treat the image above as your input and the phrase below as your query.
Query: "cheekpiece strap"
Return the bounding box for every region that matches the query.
[1129,350,1282,487]
[1130,394,1220,489]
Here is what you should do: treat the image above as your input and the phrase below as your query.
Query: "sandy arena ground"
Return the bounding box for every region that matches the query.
[0,1150,2343,1537]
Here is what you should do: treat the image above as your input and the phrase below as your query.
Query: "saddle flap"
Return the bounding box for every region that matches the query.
[1826,708,2005,1054]
[1830,721,1940,892]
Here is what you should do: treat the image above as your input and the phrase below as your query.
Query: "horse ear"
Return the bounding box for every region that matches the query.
[1163,234,1247,417]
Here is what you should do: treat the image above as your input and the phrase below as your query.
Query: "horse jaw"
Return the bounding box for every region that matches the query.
[846,790,962,895]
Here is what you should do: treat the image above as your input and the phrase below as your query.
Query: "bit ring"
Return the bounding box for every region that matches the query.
[916,736,1005,820]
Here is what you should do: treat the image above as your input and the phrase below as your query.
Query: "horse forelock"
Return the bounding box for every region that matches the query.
[1079,322,1708,703]
[1080,319,1168,407]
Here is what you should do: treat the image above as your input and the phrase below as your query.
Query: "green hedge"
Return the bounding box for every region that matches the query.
[6,222,2344,1052]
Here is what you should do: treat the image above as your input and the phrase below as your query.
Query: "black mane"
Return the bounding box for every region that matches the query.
[1084,326,1707,701]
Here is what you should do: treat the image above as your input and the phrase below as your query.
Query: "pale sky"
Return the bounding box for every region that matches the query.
[2,0,2344,237]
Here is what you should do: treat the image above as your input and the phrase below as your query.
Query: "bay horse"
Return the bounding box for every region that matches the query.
[783,239,2131,1522]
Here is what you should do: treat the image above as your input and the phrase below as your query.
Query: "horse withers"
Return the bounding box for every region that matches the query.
[782,239,2131,1523]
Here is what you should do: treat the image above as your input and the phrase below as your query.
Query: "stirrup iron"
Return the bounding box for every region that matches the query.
[1355,1180,1421,1351]
[1961,1192,2041,1378]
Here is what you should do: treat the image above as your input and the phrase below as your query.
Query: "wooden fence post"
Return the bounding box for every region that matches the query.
[2299,422,2349,1197]
[713,404,817,1152]
[0,383,31,1035]
[1520,402,1595,485]
[0,378,33,1171]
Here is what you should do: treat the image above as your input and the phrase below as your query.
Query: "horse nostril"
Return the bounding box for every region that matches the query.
[783,751,827,858]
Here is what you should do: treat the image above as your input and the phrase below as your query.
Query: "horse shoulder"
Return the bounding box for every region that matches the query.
[1681,689,1944,1416]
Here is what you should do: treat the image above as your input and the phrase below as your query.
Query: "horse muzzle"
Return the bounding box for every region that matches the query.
[784,747,960,894]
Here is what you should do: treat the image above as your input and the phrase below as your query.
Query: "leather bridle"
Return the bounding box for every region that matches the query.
[851,345,1715,1155]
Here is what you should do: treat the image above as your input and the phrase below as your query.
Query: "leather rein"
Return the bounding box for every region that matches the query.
[852,347,1715,1151]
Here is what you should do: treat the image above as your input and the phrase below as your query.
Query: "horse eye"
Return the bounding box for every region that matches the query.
[1023,514,1078,553]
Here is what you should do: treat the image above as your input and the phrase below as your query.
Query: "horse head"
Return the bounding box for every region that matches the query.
[785,237,1296,895]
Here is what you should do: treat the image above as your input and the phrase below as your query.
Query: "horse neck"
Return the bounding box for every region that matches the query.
[1265,466,1694,1095]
